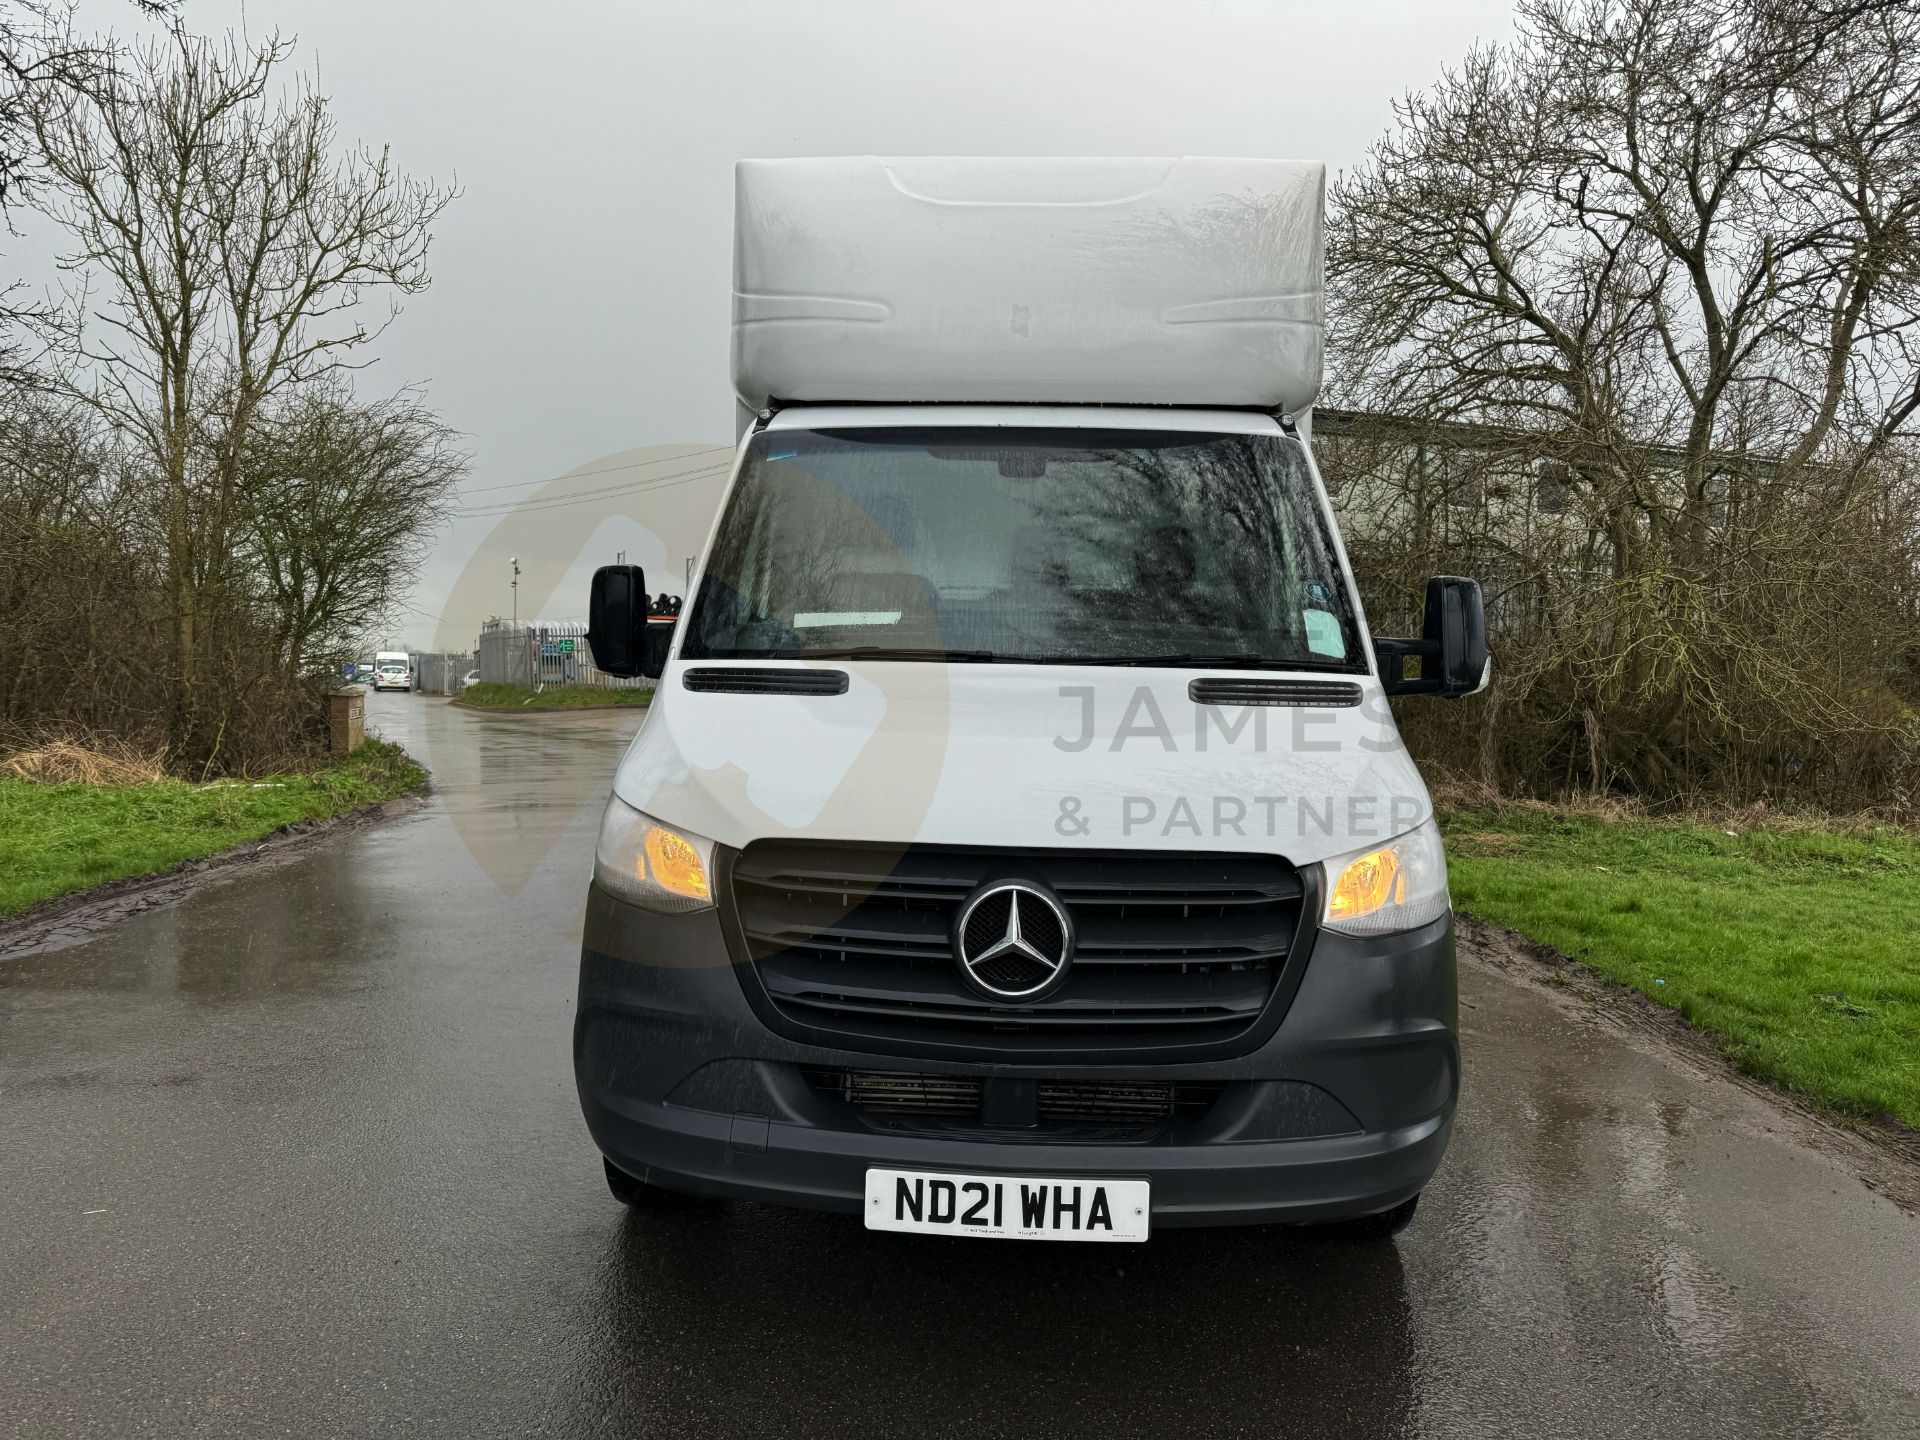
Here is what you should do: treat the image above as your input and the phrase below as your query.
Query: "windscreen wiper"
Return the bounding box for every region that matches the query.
[784,646,1004,662]
[1060,653,1357,670]
[734,647,1355,670]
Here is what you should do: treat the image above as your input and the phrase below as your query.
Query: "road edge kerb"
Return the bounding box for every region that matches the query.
[0,789,431,961]
[1457,911,1920,1215]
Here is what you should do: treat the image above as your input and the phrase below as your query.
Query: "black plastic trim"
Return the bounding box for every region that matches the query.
[1188,678,1363,707]
[683,667,850,696]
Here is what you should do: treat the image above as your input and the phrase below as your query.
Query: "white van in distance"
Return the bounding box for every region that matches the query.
[371,651,412,692]
[578,158,1488,1243]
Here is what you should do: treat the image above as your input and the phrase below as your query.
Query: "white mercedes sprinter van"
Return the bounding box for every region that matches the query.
[577,158,1488,1242]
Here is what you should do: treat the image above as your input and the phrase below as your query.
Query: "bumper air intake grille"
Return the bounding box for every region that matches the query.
[727,842,1314,1061]
[807,1070,981,1114]
[803,1068,1226,1126]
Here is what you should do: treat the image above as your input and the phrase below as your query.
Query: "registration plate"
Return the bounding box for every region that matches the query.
[864,1168,1150,1242]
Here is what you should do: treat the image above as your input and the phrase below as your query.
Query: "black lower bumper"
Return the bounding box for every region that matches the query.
[574,886,1459,1228]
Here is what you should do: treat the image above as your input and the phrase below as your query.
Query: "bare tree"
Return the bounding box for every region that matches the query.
[1328,0,1920,804]
[242,382,466,676]
[0,2,174,374]
[25,28,455,764]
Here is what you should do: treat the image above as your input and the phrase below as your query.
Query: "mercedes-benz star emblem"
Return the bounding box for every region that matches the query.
[954,881,1074,1001]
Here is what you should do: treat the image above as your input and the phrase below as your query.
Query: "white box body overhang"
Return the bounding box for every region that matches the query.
[732,156,1325,416]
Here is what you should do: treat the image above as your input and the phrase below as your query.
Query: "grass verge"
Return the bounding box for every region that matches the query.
[1443,808,1920,1128]
[455,682,652,710]
[0,740,426,918]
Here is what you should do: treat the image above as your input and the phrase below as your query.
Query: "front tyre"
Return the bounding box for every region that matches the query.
[1296,1192,1420,1242]
[603,1157,703,1209]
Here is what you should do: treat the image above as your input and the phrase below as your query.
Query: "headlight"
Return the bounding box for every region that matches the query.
[593,796,716,913]
[1320,817,1450,937]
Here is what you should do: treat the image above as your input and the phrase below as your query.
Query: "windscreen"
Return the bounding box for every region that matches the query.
[681,427,1363,669]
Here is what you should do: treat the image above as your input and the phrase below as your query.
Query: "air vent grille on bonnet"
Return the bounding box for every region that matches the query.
[681,668,850,696]
[1187,678,1363,708]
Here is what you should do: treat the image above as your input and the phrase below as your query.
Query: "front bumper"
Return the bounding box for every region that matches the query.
[573,885,1459,1228]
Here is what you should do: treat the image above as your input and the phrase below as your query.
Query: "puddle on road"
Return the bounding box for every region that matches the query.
[368,693,643,898]
[1397,962,1920,1437]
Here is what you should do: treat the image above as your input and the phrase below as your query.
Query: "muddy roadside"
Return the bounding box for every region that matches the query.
[0,792,429,961]
[1459,912,1920,1214]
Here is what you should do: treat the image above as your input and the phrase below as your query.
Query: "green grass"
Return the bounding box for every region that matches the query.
[455,682,652,709]
[0,740,426,918]
[1443,809,1920,1127]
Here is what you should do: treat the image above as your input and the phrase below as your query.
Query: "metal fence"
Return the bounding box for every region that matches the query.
[475,621,647,689]
[411,651,478,696]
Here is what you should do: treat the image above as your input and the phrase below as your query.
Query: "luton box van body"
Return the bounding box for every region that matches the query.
[578,157,1488,1242]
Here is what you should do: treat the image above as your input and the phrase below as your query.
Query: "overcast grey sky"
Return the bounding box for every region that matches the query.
[37,0,1517,647]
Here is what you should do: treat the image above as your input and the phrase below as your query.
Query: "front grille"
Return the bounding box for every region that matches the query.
[804,1068,1226,1126]
[728,842,1312,1059]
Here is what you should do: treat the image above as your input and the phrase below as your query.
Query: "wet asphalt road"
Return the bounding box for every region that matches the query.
[3,692,1918,1439]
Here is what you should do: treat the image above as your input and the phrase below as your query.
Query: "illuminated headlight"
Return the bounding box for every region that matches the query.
[593,795,716,913]
[1320,817,1451,937]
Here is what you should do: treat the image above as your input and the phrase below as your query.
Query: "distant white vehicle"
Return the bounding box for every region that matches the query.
[462,670,480,688]
[372,650,412,692]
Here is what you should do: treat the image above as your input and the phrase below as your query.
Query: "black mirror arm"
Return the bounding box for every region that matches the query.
[1373,635,1444,697]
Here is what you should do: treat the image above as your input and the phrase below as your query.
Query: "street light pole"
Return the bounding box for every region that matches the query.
[510,556,520,630]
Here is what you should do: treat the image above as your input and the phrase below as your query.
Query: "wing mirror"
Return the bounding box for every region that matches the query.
[587,565,677,680]
[1373,576,1491,699]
